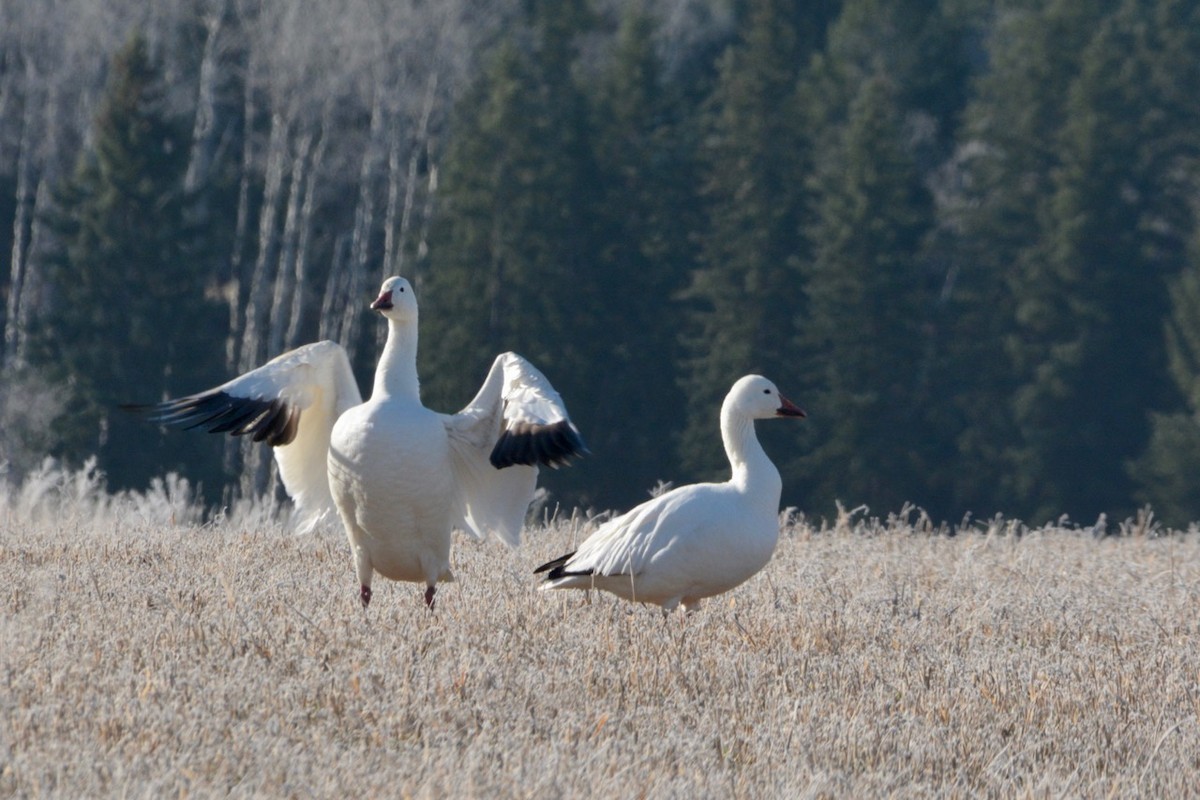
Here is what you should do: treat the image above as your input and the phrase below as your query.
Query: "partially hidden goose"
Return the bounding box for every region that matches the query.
[128,276,586,609]
[534,375,804,614]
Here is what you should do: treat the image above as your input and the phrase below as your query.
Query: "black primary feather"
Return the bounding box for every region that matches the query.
[490,419,588,469]
[121,390,301,447]
[533,551,595,580]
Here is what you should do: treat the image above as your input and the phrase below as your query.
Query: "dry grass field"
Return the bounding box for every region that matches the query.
[2,466,1199,798]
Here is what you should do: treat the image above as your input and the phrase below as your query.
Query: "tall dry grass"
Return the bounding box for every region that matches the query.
[1,465,1198,798]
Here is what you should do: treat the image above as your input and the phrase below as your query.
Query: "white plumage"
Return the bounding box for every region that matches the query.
[535,375,804,614]
[130,276,585,608]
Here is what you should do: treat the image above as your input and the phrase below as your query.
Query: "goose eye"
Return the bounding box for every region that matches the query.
[763,389,771,394]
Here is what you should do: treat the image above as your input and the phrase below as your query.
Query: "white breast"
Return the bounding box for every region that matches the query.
[329,398,455,584]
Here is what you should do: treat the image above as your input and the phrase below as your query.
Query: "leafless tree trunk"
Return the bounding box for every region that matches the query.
[384,71,439,285]
[237,108,291,501]
[4,83,40,369]
[339,86,387,350]
[268,127,313,357]
[224,55,258,373]
[319,233,354,343]
[286,121,328,348]
[184,0,230,193]
[239,111,288,375]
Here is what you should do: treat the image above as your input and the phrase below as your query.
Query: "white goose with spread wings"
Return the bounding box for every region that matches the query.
[535,375,803,614]
[129,276,586,608]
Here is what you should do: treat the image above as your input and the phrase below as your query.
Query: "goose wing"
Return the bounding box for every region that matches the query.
[124,340,362,527]
[442,352,587,548]
[535,487,702,582]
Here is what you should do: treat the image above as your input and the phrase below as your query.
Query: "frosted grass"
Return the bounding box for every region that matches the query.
[1,464,1198,797]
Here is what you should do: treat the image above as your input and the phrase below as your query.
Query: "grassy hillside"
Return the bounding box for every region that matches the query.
[1,468,1198,797]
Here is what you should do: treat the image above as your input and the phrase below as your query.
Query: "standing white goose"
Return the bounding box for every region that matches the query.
[129,276,586,608]
[535,375,804,613]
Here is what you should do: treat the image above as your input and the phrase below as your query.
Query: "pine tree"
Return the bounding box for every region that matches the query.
[1129,256,1200,526]
[678,0,822,484]
[790,0,977,519]
[581,8,705,505]
[33,34,227,494]
[419,3,613,506]
[952,0,1121,520]
[1006,0,1199,522]
[1126,0,1200,523]
[797,72,936,515]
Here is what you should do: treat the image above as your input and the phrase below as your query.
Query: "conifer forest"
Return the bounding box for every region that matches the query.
[3,0,1200,527]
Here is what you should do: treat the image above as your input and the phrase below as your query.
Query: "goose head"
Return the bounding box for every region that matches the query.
[370,276,418,322]
[727,375,807,420]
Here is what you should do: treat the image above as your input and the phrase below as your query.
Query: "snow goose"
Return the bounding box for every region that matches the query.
[127,276,586,608]
[534,375,804,614]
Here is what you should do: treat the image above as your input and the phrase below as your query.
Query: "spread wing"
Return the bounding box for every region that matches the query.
[442,352,587,548]
[123,340,362,528]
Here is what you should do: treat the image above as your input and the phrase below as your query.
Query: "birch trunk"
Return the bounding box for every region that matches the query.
[225,56,257,372]
[4,85,39,368]
[239,111,288,375]
[17,178,51,356]
[184,0,227,193]
[238,112,289,501]
[340,85,386,350]
[384,72,439,286]
[221,60,260,485]
[319,233,353,343]
[381,122,403,281]
[268,128,312,357]
[285,124,326,348]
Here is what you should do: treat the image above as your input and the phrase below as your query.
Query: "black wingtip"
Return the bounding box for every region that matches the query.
[268,406,301,447]
[490,420,588,469]
[122,390,300,447]
[534,551,590,581]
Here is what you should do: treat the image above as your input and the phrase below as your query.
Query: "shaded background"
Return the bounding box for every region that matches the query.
[2,0,1199,526]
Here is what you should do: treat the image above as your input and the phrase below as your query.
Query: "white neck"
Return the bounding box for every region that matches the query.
[722,406,782,507]
[372,316,421,401]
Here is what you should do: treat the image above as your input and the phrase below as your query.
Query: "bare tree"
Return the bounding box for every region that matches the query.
[0,0,508,505]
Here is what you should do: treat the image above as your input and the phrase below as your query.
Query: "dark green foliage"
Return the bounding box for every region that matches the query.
[678,0,816,483]
[31,34,227,494]
[1131,223,1200,526]
[946,1,1119,521]
[8,0,1200,525]
[423,4,710,508]
[420,5,617,505]
[797,72,936,515]
[422,0,1200,521]
[789,0,978,519]
[1000,0,1200,522]
[1128,411,1200,527]
[580,9,704,504]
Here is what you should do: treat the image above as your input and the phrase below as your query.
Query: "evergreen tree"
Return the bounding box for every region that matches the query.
[1006,0,1199,521]
[1129,255,1200,526]
[952,0,1120,519]
[1125,0,1200,526]
[809,0,973,139]
[792,0,977,519]
[797,72,936,515]
[420,3,614,506]
[678,0,822,485]
[32,34,227,494]
[582,8,705,505]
